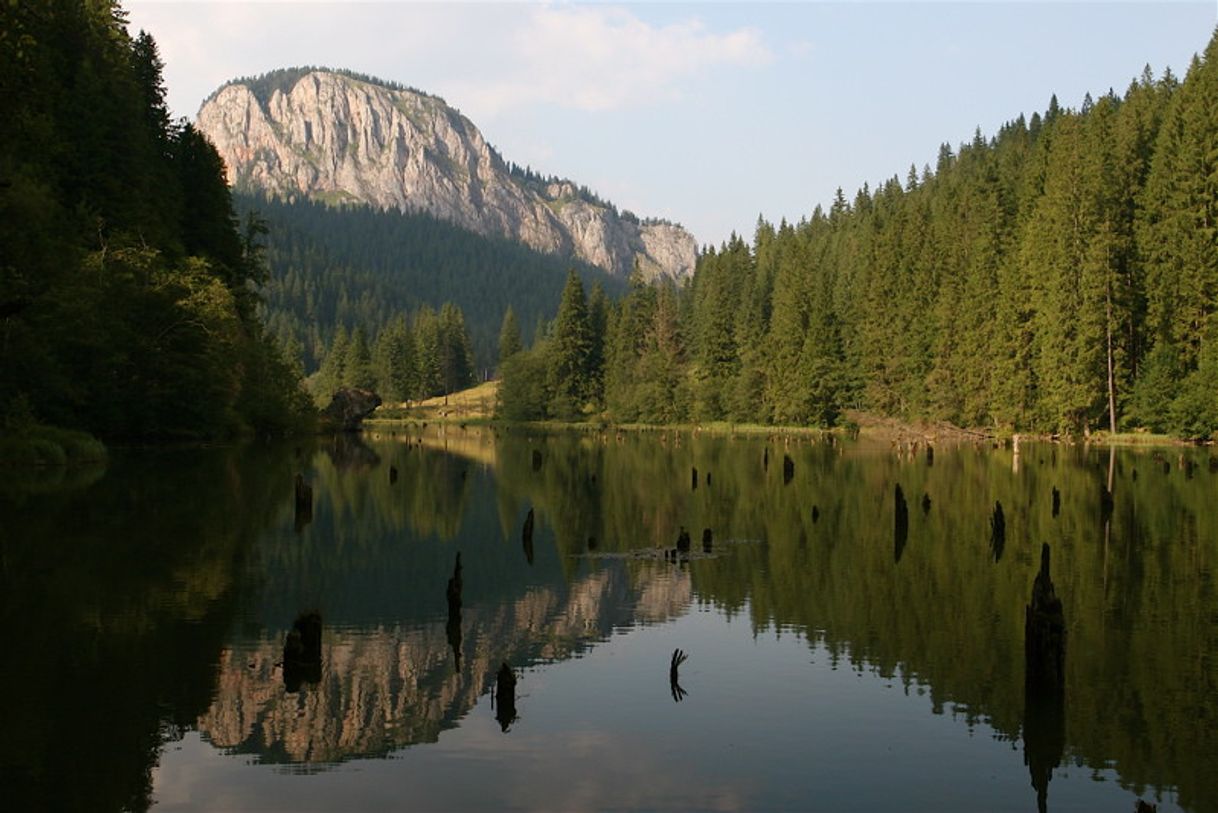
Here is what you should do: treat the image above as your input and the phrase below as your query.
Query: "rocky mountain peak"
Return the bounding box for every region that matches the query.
[196,68,696,281]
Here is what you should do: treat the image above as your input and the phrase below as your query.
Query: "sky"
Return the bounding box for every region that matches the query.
[126,1,1218,248]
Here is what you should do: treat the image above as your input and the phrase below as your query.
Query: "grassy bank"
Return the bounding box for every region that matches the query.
[364,382,1201,449]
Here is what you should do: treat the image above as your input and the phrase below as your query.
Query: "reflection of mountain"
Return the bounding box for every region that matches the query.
[200,565,689,764]
[390,428,1218,813]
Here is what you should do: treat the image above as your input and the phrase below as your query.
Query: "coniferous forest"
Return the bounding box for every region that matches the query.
[501,32,1218,438]
[244,194,624,381]
[3,1,1217,442]
[0,1,311,441]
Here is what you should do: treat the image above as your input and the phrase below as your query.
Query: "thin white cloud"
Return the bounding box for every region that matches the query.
[447,5,773,117]
[127,3,770,120]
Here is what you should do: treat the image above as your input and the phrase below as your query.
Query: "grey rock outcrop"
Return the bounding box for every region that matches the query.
[322,387,382,432]
[196,69,696,281]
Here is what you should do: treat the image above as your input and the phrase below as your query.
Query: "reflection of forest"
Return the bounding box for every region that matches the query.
[402,428,1216,812]
[5,432,1215,812]
[0,445,299,812]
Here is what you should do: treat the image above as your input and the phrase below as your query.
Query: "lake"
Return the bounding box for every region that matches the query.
[2,427,1214,812]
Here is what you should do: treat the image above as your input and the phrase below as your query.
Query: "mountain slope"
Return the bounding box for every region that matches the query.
[243,194,624,373]
[198,68,696,281]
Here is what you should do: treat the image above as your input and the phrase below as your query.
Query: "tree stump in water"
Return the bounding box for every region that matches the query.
[294,474,313,531]
[691,467,698,490]
[495,662,518,732]
[702,528,713,553]
[894,484,909,563]
[531,449,542,471]
[990,501,1006,562]
[446,555,463,672]
[1051,486,1060,518]
[283,612,323,692]
[676,527,691,554]
[783,455,795,485]
[389,465,398,484]
[522,509,535,565]
[1025,544,1066,694]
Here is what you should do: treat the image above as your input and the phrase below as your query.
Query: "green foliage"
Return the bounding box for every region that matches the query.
[496,342,554,421]
[499,32,1218,437]
[497,306,523,370]
[0,1,311,440]
[548,271,593,419]
[241,194,624,374]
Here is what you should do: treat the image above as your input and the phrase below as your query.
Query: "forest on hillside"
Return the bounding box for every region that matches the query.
[243,194,625,376]
[501,31,1218,438]
[0,0,310,442]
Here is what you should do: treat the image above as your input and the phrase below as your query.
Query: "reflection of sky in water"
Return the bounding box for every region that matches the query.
[154,603,1177,812]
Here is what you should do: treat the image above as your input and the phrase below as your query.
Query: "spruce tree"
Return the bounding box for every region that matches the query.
[498,306,524,370]
[548,270,592,418]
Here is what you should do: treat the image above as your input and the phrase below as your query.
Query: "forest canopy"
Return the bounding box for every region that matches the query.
[501,30,1218,438]
[0,0,312,440]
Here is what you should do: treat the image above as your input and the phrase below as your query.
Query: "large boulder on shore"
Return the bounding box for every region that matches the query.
[322,388,382,432]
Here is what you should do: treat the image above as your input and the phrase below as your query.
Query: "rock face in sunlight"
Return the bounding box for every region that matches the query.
[196,69,697,281]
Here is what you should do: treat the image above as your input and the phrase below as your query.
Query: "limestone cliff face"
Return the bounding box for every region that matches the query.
[196,70,696,281]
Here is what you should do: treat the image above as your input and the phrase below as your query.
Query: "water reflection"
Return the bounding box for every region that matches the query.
[3,429,1216,811]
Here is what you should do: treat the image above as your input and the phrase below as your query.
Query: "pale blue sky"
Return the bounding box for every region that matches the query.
[128,1,1217,248]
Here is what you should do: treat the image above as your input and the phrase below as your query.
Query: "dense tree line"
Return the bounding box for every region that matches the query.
[240,194,624,375]
[308,301,475,404]
[502,32,1218,437]
[0,0,310,439]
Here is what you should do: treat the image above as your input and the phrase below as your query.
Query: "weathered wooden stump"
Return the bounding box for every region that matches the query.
[283,612,323,692]
[676,527,691,554]
[670,648,689,702]
[763,447,770,471]
[1025,544,1066,694]
[522,508,535,565]
[531,449,542,471]
[811,505,820,523]
[706,471,712,486]
[1023,543,1066,813]
[894,484,909,563]
[702,528,713,553]
[921,493,931,514]
[1051,486,1060,518]
[692,467,698,490]
[389,465,398,484]
[446,552,463,615]
[926,444,934,466]
[783,454,795,485]
[446,554,463,671]
[294,474,313,531]
[991,501,1006,562]
[495,662,518,732]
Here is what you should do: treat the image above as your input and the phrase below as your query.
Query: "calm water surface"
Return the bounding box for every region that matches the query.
[2,428,1215,812]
